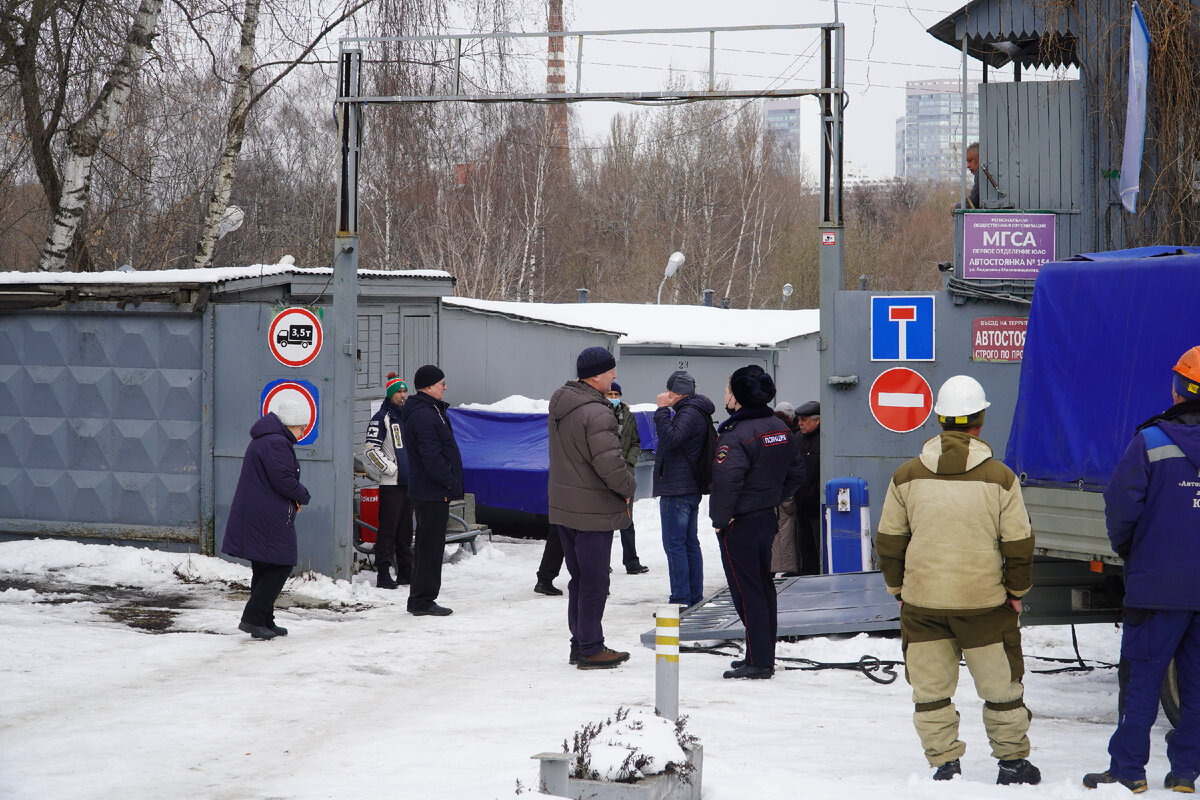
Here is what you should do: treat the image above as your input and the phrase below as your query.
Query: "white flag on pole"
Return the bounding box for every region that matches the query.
[1120,3,1152,213]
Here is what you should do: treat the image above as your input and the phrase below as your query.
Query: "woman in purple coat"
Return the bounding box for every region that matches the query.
[222,397,312,640]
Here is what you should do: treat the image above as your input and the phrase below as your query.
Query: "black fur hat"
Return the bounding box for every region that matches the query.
[730,365,776,408]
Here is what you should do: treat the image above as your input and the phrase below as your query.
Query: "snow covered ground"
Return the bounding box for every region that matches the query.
[0,499,1162,799]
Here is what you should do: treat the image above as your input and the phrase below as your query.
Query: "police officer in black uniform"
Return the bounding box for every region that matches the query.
[710,365,807,679]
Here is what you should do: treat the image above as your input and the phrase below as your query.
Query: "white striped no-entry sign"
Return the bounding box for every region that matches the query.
[869,367,933,433]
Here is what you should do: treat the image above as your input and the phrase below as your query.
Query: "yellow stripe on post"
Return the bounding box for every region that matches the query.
[655,604,681,720]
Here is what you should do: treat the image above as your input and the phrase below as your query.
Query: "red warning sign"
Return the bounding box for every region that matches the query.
[869,368,933,433]
[268,307,323,368]
[260,380,319,444]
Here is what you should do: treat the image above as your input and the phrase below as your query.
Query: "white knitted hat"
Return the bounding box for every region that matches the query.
[269,396,310,427]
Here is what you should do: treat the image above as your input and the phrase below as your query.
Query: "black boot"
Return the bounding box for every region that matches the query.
[933,760,961,781]
[997,758,1041,785]
[238,621,278,640]
[722,664,774,679]
[377,564,398,590]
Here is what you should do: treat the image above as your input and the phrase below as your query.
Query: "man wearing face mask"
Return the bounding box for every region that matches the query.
[604,381,649,575]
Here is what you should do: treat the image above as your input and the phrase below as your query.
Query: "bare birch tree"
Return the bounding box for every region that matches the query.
[190,0,374,269]
[16,0,162,271]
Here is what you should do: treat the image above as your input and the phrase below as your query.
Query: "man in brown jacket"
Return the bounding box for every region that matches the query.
[876,375,1040,786]
[548,346,637,670]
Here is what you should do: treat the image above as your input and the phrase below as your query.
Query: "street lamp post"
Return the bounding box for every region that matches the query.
[656,251,686,304]
[780,283,794,309]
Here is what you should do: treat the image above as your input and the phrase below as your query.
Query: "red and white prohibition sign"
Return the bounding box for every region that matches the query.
[869,367,933,433]
[267,307,323,368]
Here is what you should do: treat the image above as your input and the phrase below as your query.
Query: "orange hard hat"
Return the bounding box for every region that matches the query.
[1176,347,1200,382]
[1174,346,1200,399]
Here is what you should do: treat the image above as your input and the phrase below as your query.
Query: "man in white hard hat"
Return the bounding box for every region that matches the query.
[875,375,1040,786]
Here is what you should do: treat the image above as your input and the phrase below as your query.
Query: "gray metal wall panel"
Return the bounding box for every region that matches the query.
[212,302,340,575]
[401,309,437,384]
[826,290,1026,536]
[0,312,202,536]
[615,351,770,408]
[440,309,612,405]
[354,304,391,448]
[440,307,820,414]
[356,314,382,389]
[773,335,821,408]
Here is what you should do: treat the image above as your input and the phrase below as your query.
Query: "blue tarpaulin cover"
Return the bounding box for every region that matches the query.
[446,408,659,514]
[446,409,549,514]
[1005,248,1200,489]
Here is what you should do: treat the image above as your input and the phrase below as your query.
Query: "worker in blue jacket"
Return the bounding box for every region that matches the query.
[1085,346,1200,793]
[709,365,806,679]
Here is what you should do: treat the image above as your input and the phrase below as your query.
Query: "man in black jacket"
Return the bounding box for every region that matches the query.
[710,365,806,679]
[794,400,822,575]
[399,364,463,617]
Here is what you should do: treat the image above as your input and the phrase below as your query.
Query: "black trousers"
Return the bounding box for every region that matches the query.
[242,561,292,627]
[619,523,640,566]
[376,484,414,579]
[537,523,639,583]
[537,528,565,584]
[797,512,822,575]
[717,509,778,668]
[408,499,448,611]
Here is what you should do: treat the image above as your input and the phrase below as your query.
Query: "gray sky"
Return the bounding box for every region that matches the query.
[561,0,981,179]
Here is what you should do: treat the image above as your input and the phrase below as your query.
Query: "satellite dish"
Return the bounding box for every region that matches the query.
[217,205,245,239]
[278,255,296,266]
[117,264,134,272]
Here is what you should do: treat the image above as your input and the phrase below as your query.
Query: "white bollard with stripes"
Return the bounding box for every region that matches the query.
[655,604,680,721]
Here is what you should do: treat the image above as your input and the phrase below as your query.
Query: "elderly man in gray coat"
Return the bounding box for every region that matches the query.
[548,346,637,670]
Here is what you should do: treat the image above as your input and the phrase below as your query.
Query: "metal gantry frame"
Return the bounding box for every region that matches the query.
[329,22,845,572]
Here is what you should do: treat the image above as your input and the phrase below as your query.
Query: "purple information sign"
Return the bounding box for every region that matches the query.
[962,213,1055,280]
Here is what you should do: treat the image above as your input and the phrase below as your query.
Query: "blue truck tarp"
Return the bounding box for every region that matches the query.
[1005,247,1200,489]
[447,408,657,515]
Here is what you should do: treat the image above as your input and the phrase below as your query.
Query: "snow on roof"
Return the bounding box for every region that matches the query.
[459,394,550,414]
[0,264,452,286]
[443,297,820,348]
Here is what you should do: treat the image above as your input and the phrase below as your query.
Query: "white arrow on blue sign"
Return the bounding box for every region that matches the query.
[871,295,935,361]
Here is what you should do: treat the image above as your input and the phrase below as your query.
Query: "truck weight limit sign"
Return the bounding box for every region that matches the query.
[268,307,323,368]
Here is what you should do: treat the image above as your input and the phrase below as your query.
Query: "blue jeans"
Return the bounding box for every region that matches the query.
[660,493,703,607]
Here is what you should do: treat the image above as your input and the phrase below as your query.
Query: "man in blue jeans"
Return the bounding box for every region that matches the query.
[653,370,716,609]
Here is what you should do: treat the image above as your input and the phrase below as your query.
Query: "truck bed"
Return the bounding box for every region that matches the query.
[1023,485,1117,564]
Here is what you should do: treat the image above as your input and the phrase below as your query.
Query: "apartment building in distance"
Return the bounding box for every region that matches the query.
[894,79,978,182]
[763,97,805,174]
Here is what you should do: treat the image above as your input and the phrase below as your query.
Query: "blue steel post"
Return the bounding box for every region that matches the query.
[332,48,362,579]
